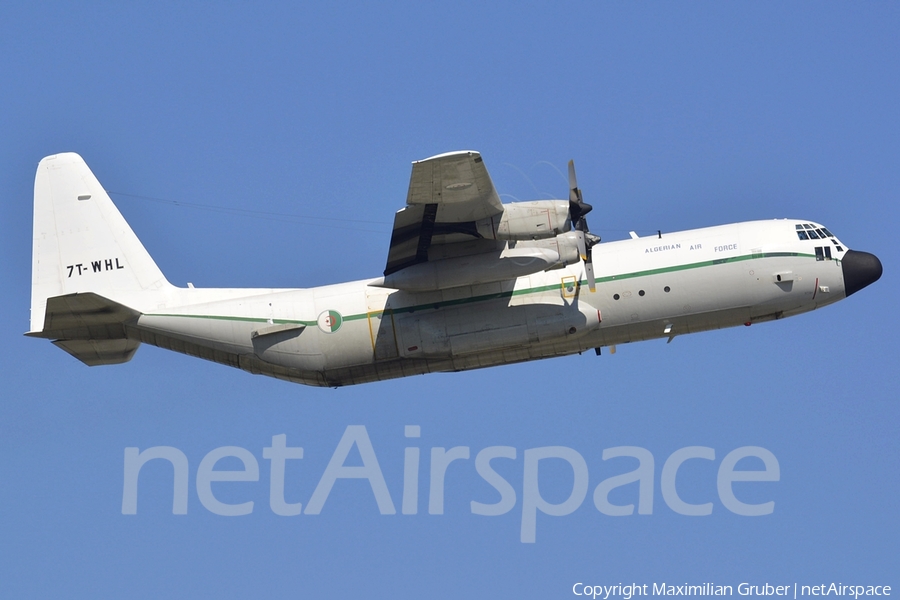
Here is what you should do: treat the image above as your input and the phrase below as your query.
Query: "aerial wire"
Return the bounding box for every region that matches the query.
[107,190,391,234]
[107,190,655,238]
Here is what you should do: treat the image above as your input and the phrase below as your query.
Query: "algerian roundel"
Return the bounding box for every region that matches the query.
[317,310,343,333]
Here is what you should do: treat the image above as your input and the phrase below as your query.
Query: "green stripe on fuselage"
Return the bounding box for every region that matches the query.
[150,251,827,325]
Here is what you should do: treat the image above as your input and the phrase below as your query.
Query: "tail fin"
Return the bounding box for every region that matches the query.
[30,153,170,333]
[29,153,172,364]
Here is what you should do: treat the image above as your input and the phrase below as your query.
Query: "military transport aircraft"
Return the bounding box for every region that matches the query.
[28,151,882,387]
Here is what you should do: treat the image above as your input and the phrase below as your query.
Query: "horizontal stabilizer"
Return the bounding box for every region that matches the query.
[27,292,141,339]
[26,292,142,366]
[53,338,140,366]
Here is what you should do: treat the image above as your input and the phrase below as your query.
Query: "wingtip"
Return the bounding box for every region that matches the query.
[415,150,481,163]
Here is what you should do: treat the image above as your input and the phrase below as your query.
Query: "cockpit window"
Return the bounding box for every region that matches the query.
[796,223,841,246]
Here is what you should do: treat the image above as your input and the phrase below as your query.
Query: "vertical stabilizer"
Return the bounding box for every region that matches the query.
[30,153,171,333]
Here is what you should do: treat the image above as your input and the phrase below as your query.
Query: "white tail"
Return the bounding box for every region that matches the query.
[29,153,174,365]
[30,153,171,333]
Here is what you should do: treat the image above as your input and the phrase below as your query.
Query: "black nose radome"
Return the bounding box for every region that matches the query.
[842,250,883,297]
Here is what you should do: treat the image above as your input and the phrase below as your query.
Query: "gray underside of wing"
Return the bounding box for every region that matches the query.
[384,151,504,276]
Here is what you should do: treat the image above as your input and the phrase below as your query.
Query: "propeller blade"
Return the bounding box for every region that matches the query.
[585,246,596,291]
[575,230,587,261]
[568,159,598,291]
[568,160,579,202]
[568,160,593,227]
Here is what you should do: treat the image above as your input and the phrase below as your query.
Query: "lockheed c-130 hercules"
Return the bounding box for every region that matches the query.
[28,151,882,387]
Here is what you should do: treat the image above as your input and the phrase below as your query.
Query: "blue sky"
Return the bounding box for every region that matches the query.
[0,3,896,598]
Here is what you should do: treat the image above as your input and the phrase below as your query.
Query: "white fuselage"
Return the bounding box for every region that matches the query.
[121,219,847,386]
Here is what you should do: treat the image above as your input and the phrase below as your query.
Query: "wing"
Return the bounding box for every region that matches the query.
[384,151,504,276]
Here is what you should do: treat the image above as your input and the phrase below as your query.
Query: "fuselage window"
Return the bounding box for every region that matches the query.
[824,246,832,259]
[815,246,825,261]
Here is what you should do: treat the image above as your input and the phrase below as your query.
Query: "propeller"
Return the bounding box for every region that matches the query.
[568,160,601,291]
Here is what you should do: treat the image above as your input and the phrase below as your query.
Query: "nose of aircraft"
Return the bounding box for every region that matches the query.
[842,250,883,297]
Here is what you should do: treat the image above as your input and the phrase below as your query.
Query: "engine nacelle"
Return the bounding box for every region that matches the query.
[517,231,583,267]
[374,231,587,292]
[476,200,571,240]
[374,246,564,292]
